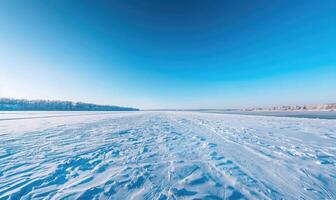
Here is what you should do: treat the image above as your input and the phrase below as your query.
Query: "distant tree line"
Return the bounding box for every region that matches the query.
[0,98,139,111]
[245,103,336,111]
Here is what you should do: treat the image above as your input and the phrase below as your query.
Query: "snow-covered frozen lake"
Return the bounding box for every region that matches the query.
[0,111,335,199]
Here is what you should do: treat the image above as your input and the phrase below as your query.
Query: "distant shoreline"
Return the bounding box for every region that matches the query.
[243,103,336,112]
[0,98,139,111]
[200,110,336,120]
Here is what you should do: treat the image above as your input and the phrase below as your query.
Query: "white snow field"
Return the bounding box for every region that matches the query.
[0,111,335,200]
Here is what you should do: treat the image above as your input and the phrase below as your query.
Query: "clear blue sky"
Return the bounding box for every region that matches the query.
[0,0,335,109]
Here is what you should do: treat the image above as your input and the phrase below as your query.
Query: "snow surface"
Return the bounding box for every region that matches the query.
[0,111,335,199]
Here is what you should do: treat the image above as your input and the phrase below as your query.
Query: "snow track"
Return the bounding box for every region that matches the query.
[0,111,335,199]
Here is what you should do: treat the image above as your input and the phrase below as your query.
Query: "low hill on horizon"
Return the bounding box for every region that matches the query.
[0,98,139,111]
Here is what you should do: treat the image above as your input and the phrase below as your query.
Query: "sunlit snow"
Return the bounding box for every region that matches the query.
[0,111,335,199]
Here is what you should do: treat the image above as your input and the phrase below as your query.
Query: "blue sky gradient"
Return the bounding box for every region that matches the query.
[0,0,335,109]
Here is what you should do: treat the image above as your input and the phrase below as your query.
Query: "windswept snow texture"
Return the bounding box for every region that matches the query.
[0,111,335,200]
